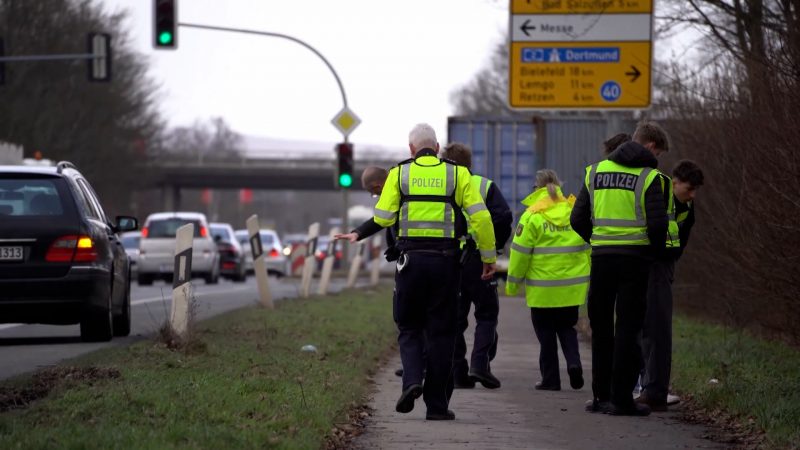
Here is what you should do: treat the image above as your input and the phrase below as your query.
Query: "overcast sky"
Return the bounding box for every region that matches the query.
[101,0,510,149]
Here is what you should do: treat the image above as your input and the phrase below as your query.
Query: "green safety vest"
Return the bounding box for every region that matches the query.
[506,187,590,308]
[585,160,660,247]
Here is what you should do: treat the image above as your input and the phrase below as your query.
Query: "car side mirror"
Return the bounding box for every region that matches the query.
[115,216,139,233]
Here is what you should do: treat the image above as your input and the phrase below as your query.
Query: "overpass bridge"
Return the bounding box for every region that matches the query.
[143,154,404,210]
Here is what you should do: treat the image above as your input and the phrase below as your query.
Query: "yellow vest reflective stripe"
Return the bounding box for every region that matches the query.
[677,201,691,224]
[660,172,681,248]
[397,159,458,238]
[464,174,492,240]
[506,187,590,308]
[585,160,659,246]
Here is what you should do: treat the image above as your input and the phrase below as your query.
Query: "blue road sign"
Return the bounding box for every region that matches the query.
[600,81,622,102]
[521,47,620,64]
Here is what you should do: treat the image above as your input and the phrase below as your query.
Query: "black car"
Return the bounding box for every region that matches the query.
[0,161,138,342]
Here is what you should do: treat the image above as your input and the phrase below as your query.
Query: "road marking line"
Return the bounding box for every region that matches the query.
[1,284,261,333]
[131,285,252,306]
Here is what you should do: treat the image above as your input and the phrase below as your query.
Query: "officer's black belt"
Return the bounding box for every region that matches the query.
[403,249,459,257]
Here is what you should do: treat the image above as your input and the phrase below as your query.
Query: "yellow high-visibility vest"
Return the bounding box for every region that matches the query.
[506,186,589,307]
[584,160,660,247]
[659,172,680,248]
[372,153,497,263]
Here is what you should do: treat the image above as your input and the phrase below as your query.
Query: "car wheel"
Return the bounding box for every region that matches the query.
[80,295,113,342]
[138,273,153,286]
[233,263,247,283]
[113,270,132,337]
[205,271,219,285]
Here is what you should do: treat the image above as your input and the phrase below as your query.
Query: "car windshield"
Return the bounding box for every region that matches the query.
[235,231,275,245]
[0,178,66,216]
[120,235,140,249]
[146,219,203,238]
[210,226,231,242]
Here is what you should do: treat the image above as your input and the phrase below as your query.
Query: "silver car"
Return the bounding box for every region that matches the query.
[120,231,141,272]
[234,229,288,277]
[137,212,220,285]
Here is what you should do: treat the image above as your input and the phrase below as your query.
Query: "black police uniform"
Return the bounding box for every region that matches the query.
[453,180,512,387]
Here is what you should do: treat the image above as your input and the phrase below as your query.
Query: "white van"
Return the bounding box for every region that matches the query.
[137,212,220,285]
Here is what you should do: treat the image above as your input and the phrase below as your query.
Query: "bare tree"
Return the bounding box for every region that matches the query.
[163,117,243,163]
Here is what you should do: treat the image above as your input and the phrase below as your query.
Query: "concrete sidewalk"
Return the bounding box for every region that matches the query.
[353,296,721,450]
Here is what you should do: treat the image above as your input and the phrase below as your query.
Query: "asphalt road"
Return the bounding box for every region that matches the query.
[0,275,353,381]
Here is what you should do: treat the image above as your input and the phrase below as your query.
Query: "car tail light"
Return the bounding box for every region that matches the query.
[269,248,280,258]
[222,262,237,270]
[199,226,208,238]
[141,227,149,238]
[335,251,343,259]
[74,237,98,262]
[46,235,97,262]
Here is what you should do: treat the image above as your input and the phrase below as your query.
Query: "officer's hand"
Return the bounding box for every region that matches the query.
[481,263,496,280]
[334,232,359,243]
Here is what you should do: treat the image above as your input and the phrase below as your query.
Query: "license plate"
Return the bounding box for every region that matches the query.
[0,246,23,261]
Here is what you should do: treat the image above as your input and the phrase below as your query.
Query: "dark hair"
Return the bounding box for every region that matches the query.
[633,120,670,152]
[672,160,704,187]
[441,142,472,169]
[603,133,631,155]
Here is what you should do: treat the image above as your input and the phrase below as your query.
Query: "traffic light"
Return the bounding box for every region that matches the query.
[153,0,177,49]
[87,33,111,82]
[336,143,354,188]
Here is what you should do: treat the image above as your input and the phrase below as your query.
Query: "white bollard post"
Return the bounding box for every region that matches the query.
[246,215,274,309]
[317,227,341,296]
[300,222,320,298]
[170,223,194,336]
[370,234,382,286]
[346,240,365,288]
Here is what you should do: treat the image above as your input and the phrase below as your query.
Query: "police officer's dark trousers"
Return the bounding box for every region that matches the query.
[530,305,580,387]
[587,254,650,408]
[454,249,499,379]
[394,250,460,415]
[641,258,674,403]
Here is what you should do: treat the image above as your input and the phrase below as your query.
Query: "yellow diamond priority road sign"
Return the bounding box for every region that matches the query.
[331,107,361,138]
[508,0,653,109]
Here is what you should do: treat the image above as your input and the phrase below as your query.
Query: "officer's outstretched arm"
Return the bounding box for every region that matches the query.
[373,167,400,228]
[457,166,496,264]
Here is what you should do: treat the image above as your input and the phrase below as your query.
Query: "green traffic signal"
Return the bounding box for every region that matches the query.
[158,31,174,45]
[338,173,353,188]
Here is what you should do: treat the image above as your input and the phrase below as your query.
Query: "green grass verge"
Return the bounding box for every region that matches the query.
[0,285,395,449]
[672,314,800,449]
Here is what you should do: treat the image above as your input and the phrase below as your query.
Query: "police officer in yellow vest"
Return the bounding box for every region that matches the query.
[441,143,513,390]
[506,169,590,391]
[638,160,703,411]
[370,123,496,421]
[570,120,669,416]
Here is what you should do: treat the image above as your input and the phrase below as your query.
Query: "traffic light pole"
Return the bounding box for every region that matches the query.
[177,23,349,108]
[179,22,354,264]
